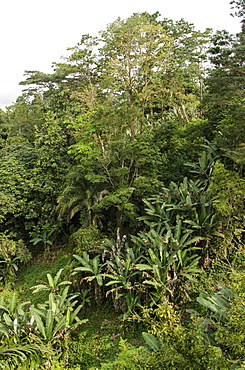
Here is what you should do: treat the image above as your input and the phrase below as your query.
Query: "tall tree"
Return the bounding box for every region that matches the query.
[204,10,245,160]
[99,13,173,140]
[17,12,212,240]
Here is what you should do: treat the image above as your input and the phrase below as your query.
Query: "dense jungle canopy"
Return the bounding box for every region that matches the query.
[0,2,245,368]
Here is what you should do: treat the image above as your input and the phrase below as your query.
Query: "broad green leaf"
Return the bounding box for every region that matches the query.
[30,284,48,294]
[142,332,162,351]
[57,281,72,287]
[197,297,218,314]
[0,325,9,337]
[70,304,85,324]
[47,274,54,289]
[9,293,17,314]
[53,316,66,337]
[30,308,46,339]
[96,275,103,286]
[3,313,12,327]
[54,269,64,286]
[46,310,54,341]
[72,267,94,275]
[92,257,99,274]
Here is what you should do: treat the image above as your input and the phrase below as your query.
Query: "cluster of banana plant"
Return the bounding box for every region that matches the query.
[71,175,223,313]
[141,176,223,261]
[0,293,52,368]
[0,269,87,368]
[132,225,203,303]
[30,269,87,344]
[72,231,201,315]
[71,242,145,316]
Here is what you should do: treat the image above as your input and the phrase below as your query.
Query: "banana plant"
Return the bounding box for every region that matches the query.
[185,145,219,183]
[0,293,52,368]
[29,301,85,343]
[184,189,223,239]
[197,283,234,323]
[140,194,173,226]
[136,248,169,289]
[102,252,145,314]
[0,336,51,370]
[194,283,235,348]
[72,252,105,286]
[100,238,125,260]
[30,228,55,254]
[133,218,204,302]
[30,268,71,296]
[0,293,32,340]
[139,175,220,262]
[30,271,87,343]
[141,178,202,227]
[105,255,141,291]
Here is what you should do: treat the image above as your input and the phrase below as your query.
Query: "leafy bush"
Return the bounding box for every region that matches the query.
[138,302,229,369]
[68,226,102,254]
[0,233,31,286]
[89,338,148,370]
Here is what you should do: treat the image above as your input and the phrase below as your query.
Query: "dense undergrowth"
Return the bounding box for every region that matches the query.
[4,250,147,369]
[1,235,245,370]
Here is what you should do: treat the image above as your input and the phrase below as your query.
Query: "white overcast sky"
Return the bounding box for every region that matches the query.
[0,0,242,110]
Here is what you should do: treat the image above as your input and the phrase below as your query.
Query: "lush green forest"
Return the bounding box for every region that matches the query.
[0,1,245,368]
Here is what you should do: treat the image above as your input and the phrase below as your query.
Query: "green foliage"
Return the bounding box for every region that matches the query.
[30,268,72,295]
[0,292,31,339]
[211,161,245,218]
[230,0,245,18]
[16,11,211,241]
[30,228,55,256]
[69,165,222,310]
[193,279,245,367]
[28,112,72,239]
[30,269,87,343]
[68,226,102,254]
[142,332,162,352]
[210,161,245,259]
[130,174,221,301]
[1,7,245,369]
[4,94,45,142]
[0,268,88,368]
[197,283,234,323]
[68,330,120,369]
[72,253,104,287]
[0,233,31,285]
[0,292,53,369]
[17,250,74,304]
[90,338,147,370]
[215,296,245,363]
[0,338,49,370]
[57,167,106,227]
[0,155,33,226]
[64,305,140,369]
[205,21,245,155]
[135,303,229,369]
